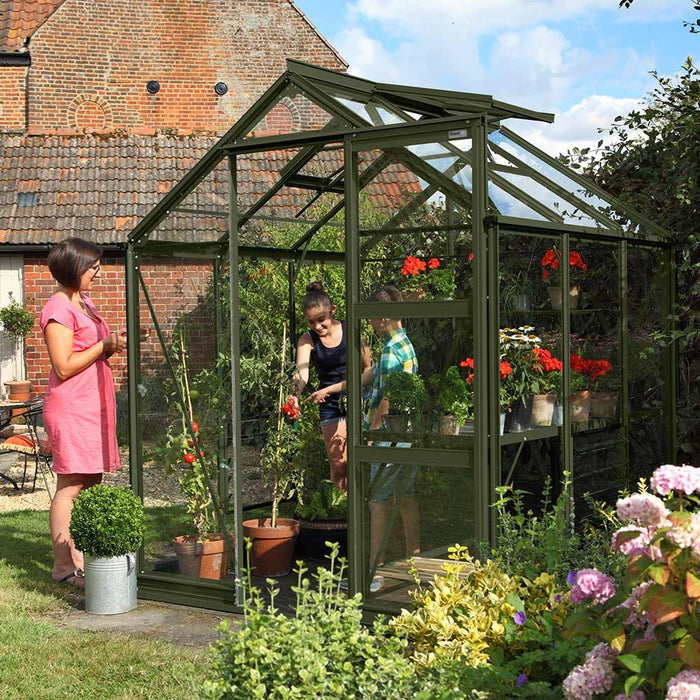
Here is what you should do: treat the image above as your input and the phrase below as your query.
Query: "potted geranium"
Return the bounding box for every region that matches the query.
[570,352,617,420]
[459,355,512,435]
[69,484,145,614]
[381,371,426,432]
[541,247,587,309]
[399,255,456,300]
[0,292,34,400]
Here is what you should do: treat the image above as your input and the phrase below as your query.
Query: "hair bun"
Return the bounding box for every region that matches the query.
[306,280,324,292]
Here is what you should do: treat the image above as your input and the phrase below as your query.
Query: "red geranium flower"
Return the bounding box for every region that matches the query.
[427,257,441,269]
[499,360,513,380]
[401,255,427,276]
[541,248,587,280]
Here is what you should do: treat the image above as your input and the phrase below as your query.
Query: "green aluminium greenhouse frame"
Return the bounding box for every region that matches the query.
[125,59,677,613]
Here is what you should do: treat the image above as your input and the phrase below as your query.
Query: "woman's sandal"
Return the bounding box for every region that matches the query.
[56,568,85,589]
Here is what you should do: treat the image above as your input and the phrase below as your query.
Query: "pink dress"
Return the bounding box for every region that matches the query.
[39,293,121,474]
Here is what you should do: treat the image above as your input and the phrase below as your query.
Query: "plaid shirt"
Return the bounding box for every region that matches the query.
[365,327,418,429]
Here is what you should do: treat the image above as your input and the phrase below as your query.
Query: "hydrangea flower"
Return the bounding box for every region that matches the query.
[650,464,700,496]
[569,569,616,605]
[666,669,700,700]
[618,582,652,629]
[562,643,616,700]
[611,525,652,557]
[614,692,644,700]
[666,513,700,550]
[616,493,670,528]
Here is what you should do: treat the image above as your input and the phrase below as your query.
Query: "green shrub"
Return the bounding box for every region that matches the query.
[383,372,426,414]
[69,485,145,557]
[205,544,440,700]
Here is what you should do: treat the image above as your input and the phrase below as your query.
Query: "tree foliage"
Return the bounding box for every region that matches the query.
[561,60,699,457]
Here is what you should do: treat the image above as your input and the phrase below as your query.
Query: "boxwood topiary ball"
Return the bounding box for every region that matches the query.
[69,484,145,558]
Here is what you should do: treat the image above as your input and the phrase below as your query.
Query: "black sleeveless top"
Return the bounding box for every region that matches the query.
[309,321,346,389]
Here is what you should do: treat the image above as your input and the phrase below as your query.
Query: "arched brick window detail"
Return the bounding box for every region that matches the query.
[68,94,113,132]
[264,97,300,134]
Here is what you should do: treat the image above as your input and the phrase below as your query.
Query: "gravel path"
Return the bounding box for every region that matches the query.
[0,444,269,513]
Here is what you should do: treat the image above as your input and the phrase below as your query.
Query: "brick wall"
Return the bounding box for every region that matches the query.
[0,66,27,132]
[24,256,217,393]
[21,0,345,135]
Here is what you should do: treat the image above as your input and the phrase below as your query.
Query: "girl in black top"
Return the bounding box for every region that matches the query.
[295,281,371,492]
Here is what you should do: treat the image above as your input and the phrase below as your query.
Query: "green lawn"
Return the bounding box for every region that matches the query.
[0,509,208,699]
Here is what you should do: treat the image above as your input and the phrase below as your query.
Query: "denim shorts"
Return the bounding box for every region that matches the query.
[319,395,347,427]
[369,441,416,503]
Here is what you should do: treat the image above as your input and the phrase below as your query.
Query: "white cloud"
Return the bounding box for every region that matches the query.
[512,94,644,158]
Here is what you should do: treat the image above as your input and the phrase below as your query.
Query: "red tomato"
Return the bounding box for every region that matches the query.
[183,453,195,464]
[187,439,194,448]
[191,422,199,433]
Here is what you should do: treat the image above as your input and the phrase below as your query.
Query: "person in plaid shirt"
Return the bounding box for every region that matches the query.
[365,286,420,575]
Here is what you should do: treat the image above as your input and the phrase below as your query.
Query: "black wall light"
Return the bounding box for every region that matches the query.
[214,82,228,96]
[146,80,160,94]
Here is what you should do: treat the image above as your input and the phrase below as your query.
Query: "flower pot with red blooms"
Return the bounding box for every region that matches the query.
[541,247,587,310]
[400,255,456,300]
[570,352,616,423]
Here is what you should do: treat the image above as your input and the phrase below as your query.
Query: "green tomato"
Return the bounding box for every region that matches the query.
[189,389,200,400]
[211,397,219,406]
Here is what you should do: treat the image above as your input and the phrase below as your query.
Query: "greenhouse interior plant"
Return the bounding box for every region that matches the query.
[69,484,145,615]
[242,325,301,577]
[430,365,472,435]
[150,329,232,580]
[0,292,35,400]
[381,371,427,433]
[296,480,348,561]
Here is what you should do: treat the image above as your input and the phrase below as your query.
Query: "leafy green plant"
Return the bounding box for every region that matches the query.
[69,484,145,557]
[383,372,426,414]
[205,543,437,699]
[0,292,34,380]
[561,464,700,698]
[430,365,471,423]
[296,480,347,520]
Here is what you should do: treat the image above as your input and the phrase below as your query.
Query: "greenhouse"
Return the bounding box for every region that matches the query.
[125,59,676,613]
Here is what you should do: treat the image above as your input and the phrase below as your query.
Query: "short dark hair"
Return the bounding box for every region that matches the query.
[302,280,333,312]
[369,285,403,303]
[47,238,103,290]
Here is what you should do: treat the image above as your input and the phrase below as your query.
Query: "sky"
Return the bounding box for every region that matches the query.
[294,0,697,157]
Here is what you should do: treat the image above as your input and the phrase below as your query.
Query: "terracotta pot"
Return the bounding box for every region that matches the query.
[570,390,592,423]
[530,394,556,427]
[298,517,347,561]
[242,518,299,577]
[439,414,460,435]
[5,380,32,416]
[172,533,230,580]
[590,392,618,419]
[548,285,580,310]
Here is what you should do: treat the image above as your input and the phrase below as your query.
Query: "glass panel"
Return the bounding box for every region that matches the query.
[488,129,641,233]
[360,462,476,607]
[137,257,233,581]
[627,245,667,485]
[243,86,338,139]
[354,309,475,450]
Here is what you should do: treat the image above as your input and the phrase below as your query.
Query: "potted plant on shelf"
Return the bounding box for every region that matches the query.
[430,365,471,435]
[459,355,512,435]
[69,484,145,614]
[150,329,232,580]
[530,347,563,427]
[501,270,537,313]
[571,352,617,419]
[242,324,301,577]
[381,371,426,433]
[541,247,587,310]
[296,480,348,561]
[399,255,456,300]
[0,292,34,401]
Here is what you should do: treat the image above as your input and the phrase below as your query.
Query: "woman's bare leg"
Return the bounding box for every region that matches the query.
[50,472,102,580]
[322,420,347,492]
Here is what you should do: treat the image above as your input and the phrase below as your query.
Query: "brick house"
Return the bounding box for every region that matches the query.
[0,0,347,390]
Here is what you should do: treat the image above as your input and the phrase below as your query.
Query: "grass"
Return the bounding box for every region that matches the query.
[0,509,209,699]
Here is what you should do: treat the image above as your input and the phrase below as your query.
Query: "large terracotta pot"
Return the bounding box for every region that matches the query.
[5,380,33,417]
[242,518,299,578]
[172,533,230,580]
[530,394,556,427]
[438,414,460,435]
[570,391,592,423]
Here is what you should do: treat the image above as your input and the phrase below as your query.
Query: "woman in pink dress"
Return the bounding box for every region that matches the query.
[40,238,127,588]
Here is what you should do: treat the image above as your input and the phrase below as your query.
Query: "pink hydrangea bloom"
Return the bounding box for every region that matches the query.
[666,512,700,550]
[612,525,652,556]
[619,582,652,628]
[615,692,644,700]
[616,493,670,528]
[569,569,616,605]
[563,643,616,700]
[666,669,700,700]
[650,464,700,496]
